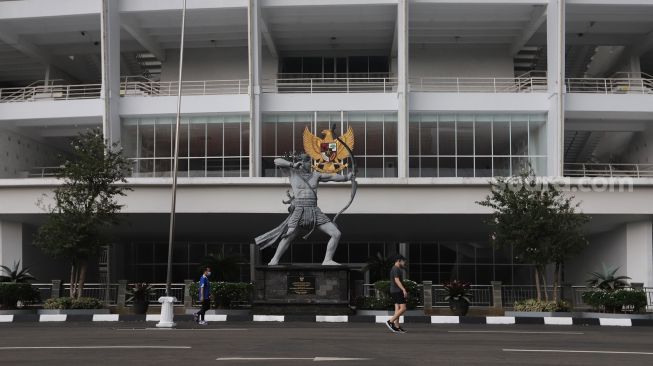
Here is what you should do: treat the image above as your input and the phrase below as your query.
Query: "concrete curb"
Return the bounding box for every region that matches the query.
[0,315,650,326]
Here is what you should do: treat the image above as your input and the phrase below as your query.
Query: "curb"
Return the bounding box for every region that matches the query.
[0,314,649,326]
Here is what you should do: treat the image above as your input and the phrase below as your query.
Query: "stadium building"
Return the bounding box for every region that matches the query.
[1,0,653,289]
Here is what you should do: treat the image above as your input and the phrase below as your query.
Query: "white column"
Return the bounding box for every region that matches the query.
[397,0,409,178]
[0,221,22,269]
[546,0,564,177]
[626,221,653,287]
[248,0,262,177]
[100,0,121,146]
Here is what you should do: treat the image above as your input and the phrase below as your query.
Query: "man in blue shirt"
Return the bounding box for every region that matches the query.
[193,266,211,325]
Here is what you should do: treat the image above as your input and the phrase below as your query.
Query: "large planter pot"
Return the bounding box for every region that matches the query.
[448,299,470,316]
[132,300,149,315]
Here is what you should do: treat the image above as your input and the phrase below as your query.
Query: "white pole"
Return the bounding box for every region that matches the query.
[158,0,187,329]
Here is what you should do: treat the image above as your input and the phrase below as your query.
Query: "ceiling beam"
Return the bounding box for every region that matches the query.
[604,30,653,76]
[0,28,86,82]
[121,17,166,62]
[510,5,547,56]
[259,14,278,58]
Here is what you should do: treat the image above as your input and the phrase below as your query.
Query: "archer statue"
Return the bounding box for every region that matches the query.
[255,124,357,266]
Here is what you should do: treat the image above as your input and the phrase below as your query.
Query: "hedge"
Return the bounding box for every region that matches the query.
[188,282,252,309]
[513,299,570,312]
[43,297,104,310]
[354,280,420,310]
[582,289,647,313]
[0,283,40,309]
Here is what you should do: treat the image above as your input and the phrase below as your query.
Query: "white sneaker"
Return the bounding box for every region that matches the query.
[198,321,208,325]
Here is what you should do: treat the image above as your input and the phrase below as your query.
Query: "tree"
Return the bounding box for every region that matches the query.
[198,253,243,282]
[362,252,394,283]
[34,129,131,299]
[477,167,589,302]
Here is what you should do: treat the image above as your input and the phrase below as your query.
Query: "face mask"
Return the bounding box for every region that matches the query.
[206,272,211,276]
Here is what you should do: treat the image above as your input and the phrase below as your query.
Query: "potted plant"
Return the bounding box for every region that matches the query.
[443,280,472,316]
[127,283,152,314]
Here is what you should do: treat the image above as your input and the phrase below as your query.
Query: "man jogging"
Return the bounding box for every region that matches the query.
[193,266,211,325]
[386,254,408,333]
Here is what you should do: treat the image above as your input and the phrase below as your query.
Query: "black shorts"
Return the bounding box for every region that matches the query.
[390,292,406,305]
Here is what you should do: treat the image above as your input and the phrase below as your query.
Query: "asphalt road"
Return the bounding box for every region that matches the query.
[1,322,653,365]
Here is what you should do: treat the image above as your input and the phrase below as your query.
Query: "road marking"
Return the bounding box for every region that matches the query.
[145,314,160,322]
[114,328,248,331]
[39,314,66,322]
[449,330,584,335]
[253,315,284,322]
[316,315,348,323]
[0,315,13,322]
[375,316,404,324]
[544,317,573,325]
[93,314,119,322]
[503,349,653,355]
[599,318,632,327]
[431,316,459,324]
[0,346,191,350]
[216,357,372,362]
[486,316,515,325]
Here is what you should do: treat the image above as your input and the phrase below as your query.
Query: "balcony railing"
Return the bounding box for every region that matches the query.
[564,163,653,178]
[0,84,102,103]
[262,74,397,93]
[566,77,653,94]
[121,76,248,96]
[409,76,547,93]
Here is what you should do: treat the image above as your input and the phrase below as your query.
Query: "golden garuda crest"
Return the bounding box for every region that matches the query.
[303,126,355,173]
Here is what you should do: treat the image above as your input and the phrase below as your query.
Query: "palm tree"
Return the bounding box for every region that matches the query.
[362,252,394,283]
[0,261,36,283]
[199,253,242,282]
[586,263,630,292]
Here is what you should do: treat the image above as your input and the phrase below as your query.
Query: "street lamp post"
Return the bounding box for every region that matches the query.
[157,0,187,328]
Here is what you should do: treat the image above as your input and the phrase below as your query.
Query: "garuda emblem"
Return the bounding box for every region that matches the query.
[303,126,355,174]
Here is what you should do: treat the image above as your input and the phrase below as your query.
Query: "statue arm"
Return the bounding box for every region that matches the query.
[319,173,352,182]
[274,158,295,168]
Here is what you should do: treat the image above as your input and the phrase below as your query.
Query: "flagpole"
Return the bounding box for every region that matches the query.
[166,0,187,297]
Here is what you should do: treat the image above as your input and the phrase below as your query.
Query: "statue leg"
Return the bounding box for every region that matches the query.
[318,222,341,266]
[268,227,297,266]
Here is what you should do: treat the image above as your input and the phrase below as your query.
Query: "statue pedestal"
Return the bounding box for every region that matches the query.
[253,265,351,315]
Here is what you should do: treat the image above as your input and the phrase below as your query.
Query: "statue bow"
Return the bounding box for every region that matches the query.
[332,123,357,224]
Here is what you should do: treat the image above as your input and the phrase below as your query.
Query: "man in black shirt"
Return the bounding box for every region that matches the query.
[386,254,408,333]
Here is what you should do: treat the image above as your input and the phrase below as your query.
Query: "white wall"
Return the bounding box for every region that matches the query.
[0,128,61,178]
[0,221,22,268]
[625,221,653,286]
[409,45,514,78]
[566,225,627,285]
[160,47,278,81]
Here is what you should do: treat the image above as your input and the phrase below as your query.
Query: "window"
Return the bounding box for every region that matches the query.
[409,113,547,177]
[122,114,250,177]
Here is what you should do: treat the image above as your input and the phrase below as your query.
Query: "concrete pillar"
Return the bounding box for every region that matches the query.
[100,0,121,146]
[546,0,565,177]
[117,280,128,307]
[626,221,653,287]
[183,279,193,308]
[0,221,22,268]
[491,281,503,310]
[422,280,432,313]
[249,243,257,283]
[248,0,262,177]
[396,0,409,178]
[398,242,409,279]
[51,280,62,299]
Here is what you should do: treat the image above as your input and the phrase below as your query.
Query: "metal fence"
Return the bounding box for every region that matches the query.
[262,76,397,93]
[29,282,185,305]
[0,84,102,102]
[409,76,547,93]
[564,163,653,178]
[566,77,653,94]
[121,78,248,96]
[431,285,493,307]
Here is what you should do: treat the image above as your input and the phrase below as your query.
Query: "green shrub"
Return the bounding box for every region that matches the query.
[0,283,40,309]
[372,280,420,309]
[44,297,103,310]
[354,296,392,310]
[582,289,647,313]
[188,282,253,309]
[514,299,570,312]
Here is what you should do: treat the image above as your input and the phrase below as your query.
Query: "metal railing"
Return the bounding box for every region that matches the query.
[564,163,653,178]
[121,76,248,96]
[566,76,653,94]
[262,76,397,93]
[409,76,547,93]
[0,84,102,102]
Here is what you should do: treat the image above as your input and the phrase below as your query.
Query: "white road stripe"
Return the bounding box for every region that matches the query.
[544,317,573,325]
[93,314,119,322]
[375,316,404,324]
[0,315,13,323]
[503,348,653,355]
[145,314,160,322]
[431,316,459,324]
[450,330,584,335]
[39,314,66,322]
[205,315,227,322]
[253,315,284,322]
[0,346,191,350]
[216,357,372,362]
[316,315,348,323]
[599,318,632,327]
[115,328,248,331]
[486,316,515,325]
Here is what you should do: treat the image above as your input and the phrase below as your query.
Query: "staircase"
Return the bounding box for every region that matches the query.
[564,130,604,163]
